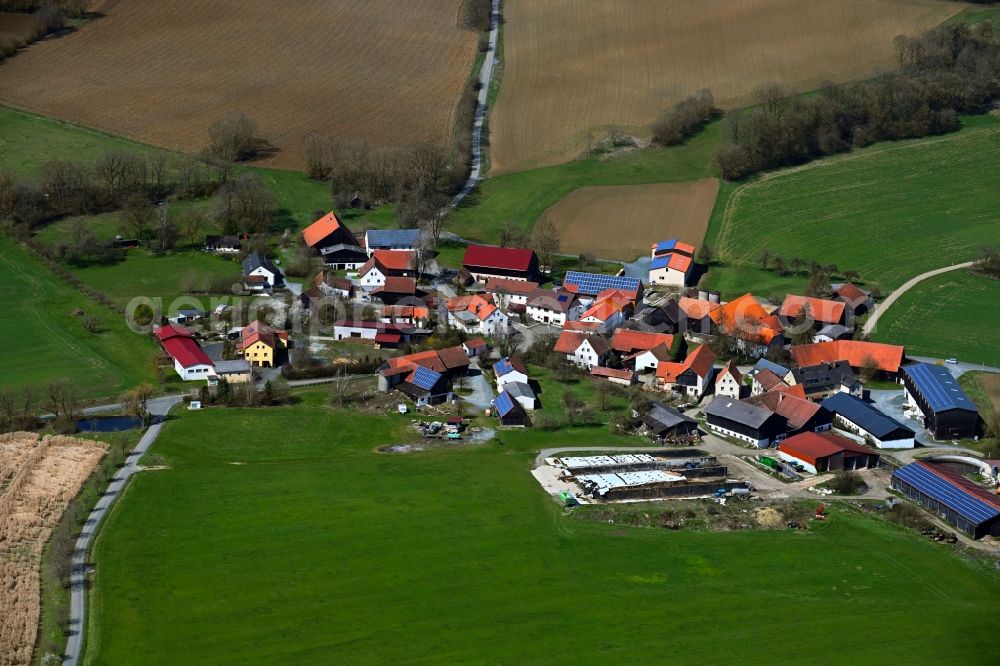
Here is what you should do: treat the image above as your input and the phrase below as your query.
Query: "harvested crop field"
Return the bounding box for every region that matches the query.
[539,179,719,261]
[0,1,477,169]
[491,0,962,173]
[0,432,105,666]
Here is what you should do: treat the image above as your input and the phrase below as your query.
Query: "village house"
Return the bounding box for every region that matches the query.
[484,277,539,313]
[779,294,847,329]
[648,239,696,288]
[633,344,672,373]
[364,228,421,256]
[902,363,979,440]
[704,398,787,448]
[242,251,284,291]
[554,331,611,370]
[236,320,289,368]
[446,294,509,335]
[359,250,418,288]
[709,293,784,357]
[641,401,699,442]
[751,369,789,396]
[746,391,834,437]
[380,304,431,328]
[493,357,529,392]
[577,289,635,333]
[677,296,720,337]
[611,329,675,370]
[821,392,916,449]
[655,344,716,399]
[787,361,862,400]
[204,234,244,253]
[155,323,214,381]
[302,211,367,270]
[715,361,743,399]
[790,340,905,379]
[778,432,880,475]
[377,346,469,394]
[526,288,581,327]
[462,245,539,283]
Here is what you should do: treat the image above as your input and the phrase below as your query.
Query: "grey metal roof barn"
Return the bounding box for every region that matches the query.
[821,393,914,440]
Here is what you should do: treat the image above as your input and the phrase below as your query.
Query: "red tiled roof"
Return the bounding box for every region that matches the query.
[436,345,471,370]
[563,321,602,332]
[373,250,416,271]
[611,329,674,354]
[155,323,194,342]
[717,360,742,385]
[835,282,868,305]
[485,277,539,295]
[780,295,846,325]
[447,294,497,321]
[656,344,714,380]
[754,369,786,391]
[375,333,402,344]
[554,331,609,355]
[710,293,783,344]
[463,244,536,272]
[237,320,288,351]
[590,367,635,381]
[377,277,417,295]
[770,382,807,399]
[678,296,720,320]
[464,337,488,350]
[156,325,212,369]
[779,431,874,465]
[790,341,905,373]
[303,212,349,247]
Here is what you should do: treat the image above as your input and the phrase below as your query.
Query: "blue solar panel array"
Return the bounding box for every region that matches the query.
[654,239,678,253]
[564,271,640,297]
[894,463,1000,524]
[410,366,442,391]
[366,228,421,248]
[494,391,515,416]
[649,256,670,270]
[493,357,514,376]
[903,363,977,413]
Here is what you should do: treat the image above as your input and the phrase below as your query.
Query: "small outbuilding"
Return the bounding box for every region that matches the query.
[778,431,880,475]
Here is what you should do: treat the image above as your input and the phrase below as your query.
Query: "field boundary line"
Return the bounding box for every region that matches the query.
[863,261,975,336]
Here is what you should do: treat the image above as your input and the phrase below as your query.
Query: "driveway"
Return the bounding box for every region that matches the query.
[462,359,495,411]
[64,394,184,666]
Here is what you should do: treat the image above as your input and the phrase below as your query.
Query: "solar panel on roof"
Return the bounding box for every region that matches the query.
[564,271,640,297]
[894,463,1000,524]
[410,366,441,391]
[904,364,977,413]
[494,358,514,375]
[494,392,515,416]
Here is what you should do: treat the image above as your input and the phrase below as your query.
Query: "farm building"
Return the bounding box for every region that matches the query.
[365,228,421,255]
[779,294,846,328]
[709,293,785,357]
[630,300,684,334]
[462,245,539,283]
[788,361,862,400]
[610,329,674,357]
[777,432,879,475]
[832,282,874,317]
[446,294,508,335]
[371,277,423,305]
[359,250,419,288]
[241,251,284,290]
[641,402,698,441]
[813,324,853,343]
[590,366,636,386]
[210,359,253,384]
[752,358,790,379]
[578,290,634,333]
[790,340,905,378]
[494,391,529,427]
[378,347,469,392]
[892,462,1000,539]
[332,320,412,346]
[504,381,538,411]
[902,363,979,440]
[633,344,672,374]
[715,361,743,399]
[752,369,788,396]
[676,296,719,336]
[302,212,367,269]
[821,393,915,449]
[380,305,431,328]
[655,344,716,399]
[747,392,833,437]
[563,272,643,303]
[554,331,610,370]
[494,357,530,391]
[395,365,453,407]
[154,324,214,381]
[647,239,695,287]
[704,398,786,448]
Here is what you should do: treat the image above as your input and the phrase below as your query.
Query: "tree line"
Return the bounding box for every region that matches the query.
[0,1,88,62]
[715,22,1000,180]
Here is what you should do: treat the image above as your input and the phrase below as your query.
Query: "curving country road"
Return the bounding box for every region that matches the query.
[862,261,974,336]
[63,394,182,666]
[450,0,501,208]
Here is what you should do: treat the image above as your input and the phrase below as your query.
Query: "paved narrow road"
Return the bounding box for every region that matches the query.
[64,395,182,666]
[450,0,501,208]
[863,261,974,336]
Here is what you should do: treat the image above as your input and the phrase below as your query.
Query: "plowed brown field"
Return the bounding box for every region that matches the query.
[491,0,963,173]
[0,12,36,42]
[0,1,477,169]
[539,179,719,261]
[0,433,105,666]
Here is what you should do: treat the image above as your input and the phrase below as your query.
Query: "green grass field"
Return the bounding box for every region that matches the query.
[85,391,1000,664]
[0,237,157,397]
[872,270,1000,366]
[699,264,809,301]
[711,118,1000,292]
[448,120,721,243]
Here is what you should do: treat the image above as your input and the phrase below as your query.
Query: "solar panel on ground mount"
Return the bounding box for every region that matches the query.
[894,463,999,524]
[410,365,441,391]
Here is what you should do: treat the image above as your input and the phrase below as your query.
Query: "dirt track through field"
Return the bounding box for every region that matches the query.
[539,179,719,261]
[491,0,963,173]
[0,1,477,169]
[0,433,105,666]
